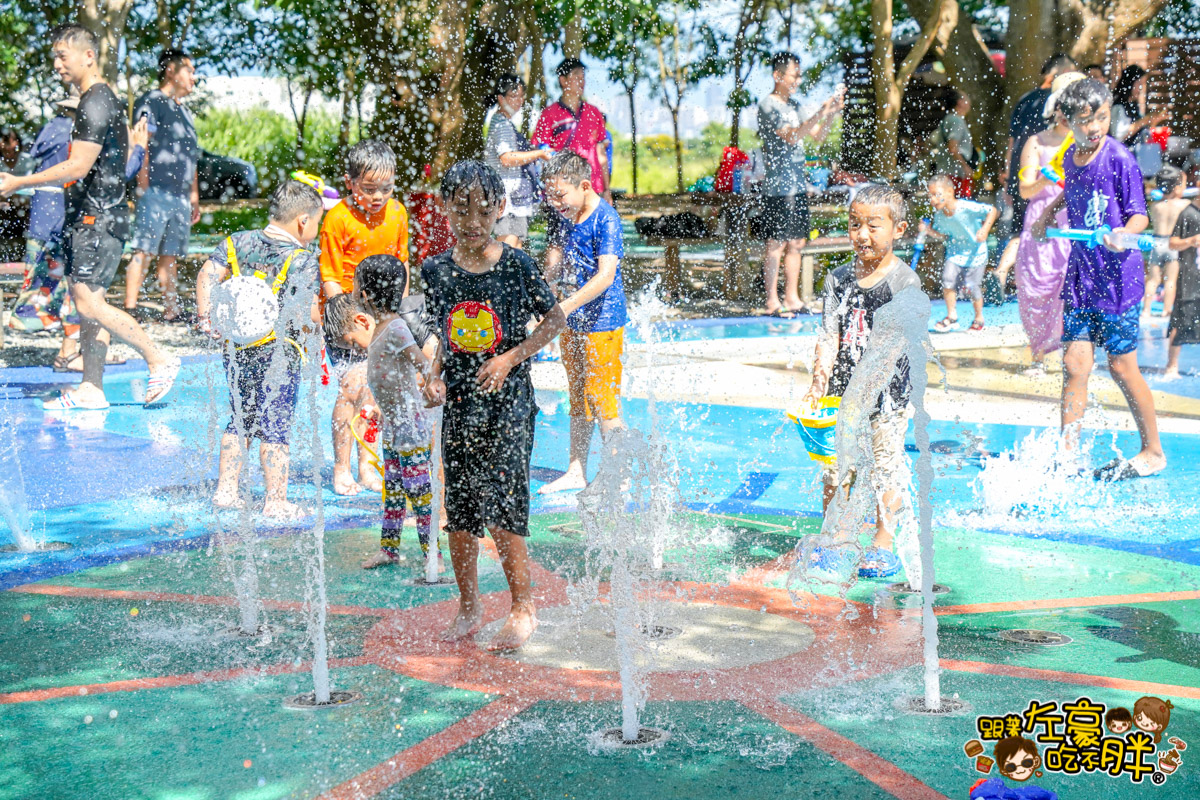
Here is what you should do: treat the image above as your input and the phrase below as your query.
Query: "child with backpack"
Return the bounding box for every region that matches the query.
[196,180,324,518]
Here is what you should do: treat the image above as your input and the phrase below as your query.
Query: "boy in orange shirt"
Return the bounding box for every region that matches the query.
[320,139,410,495]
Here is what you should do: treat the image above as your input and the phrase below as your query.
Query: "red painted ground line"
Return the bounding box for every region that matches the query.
[940,659,1200,700]
[0,655,371,705]
[745,697,951,800]
[10,582,390,617]
[931,589,1200,617]
[316,695,536,800]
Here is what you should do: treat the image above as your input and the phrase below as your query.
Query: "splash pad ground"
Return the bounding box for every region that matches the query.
[3,307,1200,799]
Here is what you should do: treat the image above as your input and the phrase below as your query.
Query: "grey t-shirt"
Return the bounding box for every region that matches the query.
[134,89,198,198]
[1173,204,1200,304]
[367,317,435,449]
[932,113,972,178]
[757,94,807,197]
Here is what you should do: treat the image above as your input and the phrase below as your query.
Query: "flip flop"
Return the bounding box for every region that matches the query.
[52,352,128,373]
[43,391,110,411]
[144,357,182,406]
[765,307,797,319]
[1093,457,1165,482]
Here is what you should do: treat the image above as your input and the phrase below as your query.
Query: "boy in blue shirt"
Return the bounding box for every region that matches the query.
[923,175,999,332]
[538,151,628,494]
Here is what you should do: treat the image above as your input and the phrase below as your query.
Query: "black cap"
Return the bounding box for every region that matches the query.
[556,57,586,77]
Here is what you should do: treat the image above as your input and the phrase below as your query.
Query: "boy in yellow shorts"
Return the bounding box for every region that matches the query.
[539,152,627,494]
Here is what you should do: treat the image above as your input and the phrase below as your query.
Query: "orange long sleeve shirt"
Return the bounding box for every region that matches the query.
[318,198,410,295]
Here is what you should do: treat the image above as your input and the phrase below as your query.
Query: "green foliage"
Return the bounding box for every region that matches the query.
[640,134,678,157]
[194,108,348,193]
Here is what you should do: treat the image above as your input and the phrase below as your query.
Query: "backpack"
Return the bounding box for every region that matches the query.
[211,236,305,347]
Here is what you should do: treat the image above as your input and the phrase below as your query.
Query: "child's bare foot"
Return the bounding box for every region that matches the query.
[212,488,244,509]
[362,548,400,569]
[486,603,538,652]
[442,605,484,641]
[262,500,305,520]
[360,468,383,494]
[333,469,363,496]
[1163,368,1181,381]
[538,466,587,495]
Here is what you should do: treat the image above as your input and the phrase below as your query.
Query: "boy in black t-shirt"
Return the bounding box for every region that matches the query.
[422,161,566,651]
[1165,170,1200,380]
[0,24,179,410]
[802,185,919,580]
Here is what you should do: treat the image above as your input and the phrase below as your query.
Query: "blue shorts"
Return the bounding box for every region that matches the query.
[224,343,301,444]
[1061,304,1140,356]
[131,187,191,257]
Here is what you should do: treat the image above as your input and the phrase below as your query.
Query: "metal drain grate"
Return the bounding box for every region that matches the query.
[598,727,670,748]
[886,582,950,595]
[898,696,968,715]
[0,541,71,553]
[283,690,364,710]
[997,629,1073,646]
[638,624,682,641]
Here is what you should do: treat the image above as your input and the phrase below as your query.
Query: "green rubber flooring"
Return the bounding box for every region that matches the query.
[3,512,1199,799]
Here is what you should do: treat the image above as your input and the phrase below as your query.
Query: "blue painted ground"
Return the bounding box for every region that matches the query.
[4,334,1200,590]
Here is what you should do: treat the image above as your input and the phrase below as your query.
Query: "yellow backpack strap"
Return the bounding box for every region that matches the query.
[226,237,239,276]
[271,249,303,295]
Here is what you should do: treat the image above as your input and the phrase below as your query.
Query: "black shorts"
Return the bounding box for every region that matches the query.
[224,342,301,444]
[757,193,811,242]
[63,217,127,290]
[1169,300,1200,346]
[442,381,538,537]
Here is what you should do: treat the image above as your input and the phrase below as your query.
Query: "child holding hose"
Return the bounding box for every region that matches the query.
[323,255,442,570]
[1031,78,1165,480]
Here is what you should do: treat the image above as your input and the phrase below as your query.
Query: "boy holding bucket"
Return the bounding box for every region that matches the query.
[800,185,918,579]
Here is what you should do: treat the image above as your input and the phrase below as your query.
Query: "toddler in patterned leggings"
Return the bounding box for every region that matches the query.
[323,254,443,569]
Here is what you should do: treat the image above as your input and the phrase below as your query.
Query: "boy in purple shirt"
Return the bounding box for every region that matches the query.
[1032,78,1165,481]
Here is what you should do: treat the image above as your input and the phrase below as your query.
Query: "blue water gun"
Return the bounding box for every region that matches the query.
[1047,227,1161,252]
[910,218,931,269]
[1150,186,1199,201]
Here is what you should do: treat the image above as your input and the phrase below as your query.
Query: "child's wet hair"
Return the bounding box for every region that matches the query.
[851,184,907,225]
[356,254,408,314]
[346,139,396,181]
[1057,78,1112,121]
[926,175,955,194]
[542,151,591,187]
[1156,165,1185,197]
[323,292,368,336]
[268,180,322,223]
[439,160,505,206]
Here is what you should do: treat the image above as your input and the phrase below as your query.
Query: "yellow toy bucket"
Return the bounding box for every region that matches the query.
[787,396,840,466]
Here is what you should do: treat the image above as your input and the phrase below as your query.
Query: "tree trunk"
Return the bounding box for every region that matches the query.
[729,29,746,149]
[627,84,638,195]
[337,58,357,159]
[870,0,946,179]
[671,107,683,193]
[869,0,899,179]
[78,0,136,83]
[155,0,172,49]
[562,1,582,58]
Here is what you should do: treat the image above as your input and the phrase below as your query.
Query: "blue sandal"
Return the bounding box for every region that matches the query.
[858,547,902,579]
